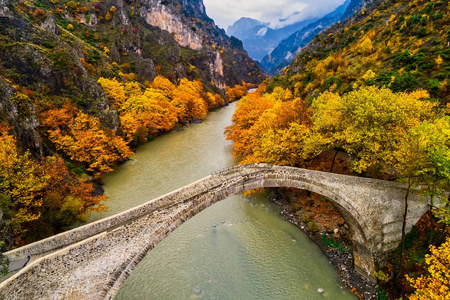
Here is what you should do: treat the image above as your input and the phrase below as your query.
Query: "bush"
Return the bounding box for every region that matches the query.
[0,254,8,277]
[32,8,47,23]
[417,28,427,38]
[434,12,443,20]
[436,73,447,80]
[425,79,440,97]
[67,1,78,14]
[322,76,341,91]
[301,214,311,223]
[308,220,319,233]
[43,40,54,48]
[391,72,418,92]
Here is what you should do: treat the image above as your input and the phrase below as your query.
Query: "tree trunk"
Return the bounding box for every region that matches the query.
[329,149,339,173]
[397,179,412,280]
[428,195,435,245]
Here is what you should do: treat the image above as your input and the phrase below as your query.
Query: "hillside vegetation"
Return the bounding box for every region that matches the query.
[0,0,257,247]
[270,0,449,104]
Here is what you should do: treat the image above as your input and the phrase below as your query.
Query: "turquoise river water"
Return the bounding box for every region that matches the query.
[88,102,356,300]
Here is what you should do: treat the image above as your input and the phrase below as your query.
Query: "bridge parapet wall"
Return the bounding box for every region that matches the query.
[3,174,215,260]
[3,164,271,260]
[1,164,430,292]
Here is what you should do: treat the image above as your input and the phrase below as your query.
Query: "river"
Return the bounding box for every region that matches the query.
[89,102,356,299]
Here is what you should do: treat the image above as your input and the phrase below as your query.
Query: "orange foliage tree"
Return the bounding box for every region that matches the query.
[225,88,312,166]
[226,83,248,102]
[40,103,133,178]
[171,78,208,122]
[99,76,224,143]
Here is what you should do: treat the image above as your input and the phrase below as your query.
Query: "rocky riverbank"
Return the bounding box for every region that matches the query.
[269,188,378,300]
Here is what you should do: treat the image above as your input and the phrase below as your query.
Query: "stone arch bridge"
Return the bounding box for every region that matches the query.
[0,164,428,299]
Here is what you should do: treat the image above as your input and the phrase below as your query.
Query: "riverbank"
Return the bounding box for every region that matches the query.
[269,188,378,300]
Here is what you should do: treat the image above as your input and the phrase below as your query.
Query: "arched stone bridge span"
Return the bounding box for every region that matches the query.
[0,164,428,299]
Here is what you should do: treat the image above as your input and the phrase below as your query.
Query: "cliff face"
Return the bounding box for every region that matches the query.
[134,0,263,87]
[0,0,264,157]
[139,0,203,50]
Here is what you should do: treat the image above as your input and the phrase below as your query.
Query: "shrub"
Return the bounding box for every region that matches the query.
[301,214,311,223]
[32,8,47,23]
[417,28,427,38]
[308,220,319,233]
[391,72,418,92]
[67,1,78,14]
[425,79,440,97]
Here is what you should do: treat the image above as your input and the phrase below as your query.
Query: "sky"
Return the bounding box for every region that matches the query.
[203,0,346,30]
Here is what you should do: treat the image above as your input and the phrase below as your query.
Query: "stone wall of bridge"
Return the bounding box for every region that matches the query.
[0,164,429,299]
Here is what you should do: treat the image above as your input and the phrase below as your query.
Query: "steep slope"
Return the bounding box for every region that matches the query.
[227,16,318,61]
[260,0,354,75]
[267,0,449,105]
[0,0,264,155]
[0,0,264,244]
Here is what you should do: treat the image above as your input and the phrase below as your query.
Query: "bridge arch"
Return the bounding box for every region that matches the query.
[237,174,371,271]
[0,164,428,300]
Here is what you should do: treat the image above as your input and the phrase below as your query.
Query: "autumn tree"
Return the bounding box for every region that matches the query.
[28,155,107,239]
[407,237,450,300]
[226,89,313,166]
[97,77,126,110]
[171,78,208,122]
[0,123,47,233]
[395,116,450,258]
[150,75,176,100]
[121,89,178,143]
[0,123,107,240]
[226,83,248,102]
[225,92,275,159]
[40,103,133,178]
[311,87,437,174]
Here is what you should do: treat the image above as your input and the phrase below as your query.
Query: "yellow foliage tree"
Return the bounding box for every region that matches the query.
[311,86,437,173]
[407,237,450,300]
[97,77,126,109]
[150,76,176,100]
[0,123,47,229]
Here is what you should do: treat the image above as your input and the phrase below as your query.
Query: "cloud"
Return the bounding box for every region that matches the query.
[203,0,346,29]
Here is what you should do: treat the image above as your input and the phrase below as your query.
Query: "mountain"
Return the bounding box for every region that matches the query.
[260,0,355,75]
[227,17,269,38]
[266,0,449,105]
[227,16,318,61]
[0,0,264,157]
[0,0,266,245]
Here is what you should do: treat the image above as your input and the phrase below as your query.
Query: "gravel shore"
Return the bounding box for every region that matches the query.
[271,190,378,300]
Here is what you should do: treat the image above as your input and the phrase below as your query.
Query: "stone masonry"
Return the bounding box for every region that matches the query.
[0,164,429,299]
